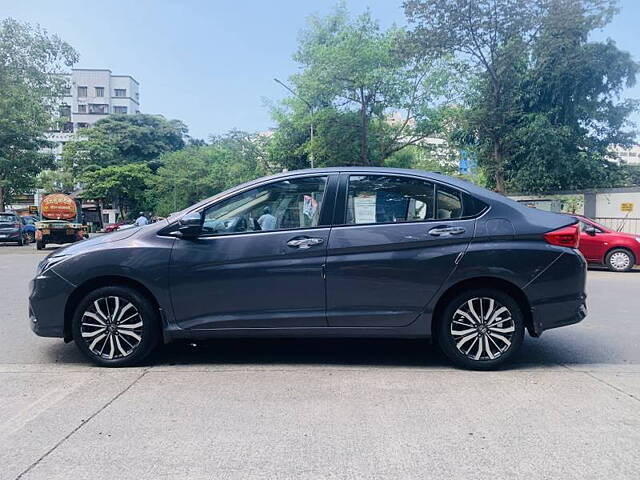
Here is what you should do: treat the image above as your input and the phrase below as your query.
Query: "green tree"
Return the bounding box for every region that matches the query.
[81,163,151,219]
[150,131,272,216]
[36,169,76,194]
[0,18,78,209]
[405,0,638,192]
[62,113,188,176]
[384,144,459,175]
[404,0,549,191]
[271,5,455,168]
[505,0,638,192]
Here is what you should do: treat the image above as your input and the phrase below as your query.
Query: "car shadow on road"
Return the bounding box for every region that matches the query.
[42,326,635,370]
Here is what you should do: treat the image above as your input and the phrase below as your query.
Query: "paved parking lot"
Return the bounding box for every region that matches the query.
[1,243,639,479]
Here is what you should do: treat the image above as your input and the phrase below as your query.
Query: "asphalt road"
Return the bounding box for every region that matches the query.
[1,242,639,479]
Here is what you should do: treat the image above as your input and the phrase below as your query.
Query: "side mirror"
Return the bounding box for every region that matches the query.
[584,226,597,236]
[177,212,203,238]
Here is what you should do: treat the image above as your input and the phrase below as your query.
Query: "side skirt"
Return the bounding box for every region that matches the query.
[163,316,430,343]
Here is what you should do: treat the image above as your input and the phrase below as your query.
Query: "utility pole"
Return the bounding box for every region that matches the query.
[274,78,315,169]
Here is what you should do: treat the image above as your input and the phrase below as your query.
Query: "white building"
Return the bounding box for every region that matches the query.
[612,144,640,165]
[45,68,140,156]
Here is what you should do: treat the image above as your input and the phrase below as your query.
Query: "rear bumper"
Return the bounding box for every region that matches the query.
[29,271,75,338]
[524,249,588,336]
[40,233,80,244]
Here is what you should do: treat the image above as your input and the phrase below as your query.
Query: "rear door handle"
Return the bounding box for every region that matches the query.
[428,226,466,237]
[287,237,324,249]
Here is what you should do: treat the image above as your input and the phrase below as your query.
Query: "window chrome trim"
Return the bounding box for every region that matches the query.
[337,172,488,229]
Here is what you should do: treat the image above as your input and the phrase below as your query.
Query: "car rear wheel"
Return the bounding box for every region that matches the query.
[437,289,525,370]
[605,248,634,272]
[72,286,160,367]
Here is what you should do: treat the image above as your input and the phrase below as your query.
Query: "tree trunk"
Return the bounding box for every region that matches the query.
[359,89,368,166]
[0,185,5,212]
[493,141,506,193]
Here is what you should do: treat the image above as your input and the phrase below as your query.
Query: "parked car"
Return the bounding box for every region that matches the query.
[30,168,587,369]
[0,212,26,246]
[21,215,38,243]
[571,214,640,272]
[104,222,124,233]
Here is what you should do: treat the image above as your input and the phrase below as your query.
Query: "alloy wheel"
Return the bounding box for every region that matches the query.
[80,296,143,360]
[609,251,631,271]
[450,297,515,361]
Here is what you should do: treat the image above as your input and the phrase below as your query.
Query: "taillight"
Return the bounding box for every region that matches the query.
[544,224,580,248]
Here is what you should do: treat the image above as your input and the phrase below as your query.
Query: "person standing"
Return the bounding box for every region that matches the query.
[257,206,277,230]
[134,212,149,226]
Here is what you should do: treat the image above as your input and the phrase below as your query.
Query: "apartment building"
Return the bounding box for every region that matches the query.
[612,144,640,166]
[46,68,140,156]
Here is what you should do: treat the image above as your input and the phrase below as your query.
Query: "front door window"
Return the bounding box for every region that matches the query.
[203,176,328,236]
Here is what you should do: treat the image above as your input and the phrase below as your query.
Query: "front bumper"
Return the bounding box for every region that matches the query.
[29,270,75,338]
[524,249,588,336]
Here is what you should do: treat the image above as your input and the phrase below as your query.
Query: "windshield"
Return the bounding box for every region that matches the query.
[0,214,17,223]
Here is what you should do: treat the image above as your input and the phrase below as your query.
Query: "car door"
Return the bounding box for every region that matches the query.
[169,174,337,330]
[578,220,606,261]
[325,173,482,328]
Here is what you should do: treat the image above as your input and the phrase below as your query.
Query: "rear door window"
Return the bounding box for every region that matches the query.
[345,175,435,225]
[436,186,463,219]
[437,185,486,219]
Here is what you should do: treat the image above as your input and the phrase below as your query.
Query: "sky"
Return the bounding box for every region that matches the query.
[1,0,639,140]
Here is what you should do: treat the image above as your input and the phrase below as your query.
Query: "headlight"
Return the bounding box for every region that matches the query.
[38,254,70,274]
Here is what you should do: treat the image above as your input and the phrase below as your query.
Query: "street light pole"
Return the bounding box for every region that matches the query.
[274,78,314,169]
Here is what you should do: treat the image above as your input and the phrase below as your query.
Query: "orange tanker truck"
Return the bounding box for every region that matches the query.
[35,194,88,250]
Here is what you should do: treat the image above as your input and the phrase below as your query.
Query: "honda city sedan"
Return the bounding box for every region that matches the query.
[30,168,588,369]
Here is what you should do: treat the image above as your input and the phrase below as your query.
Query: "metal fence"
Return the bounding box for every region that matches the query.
[593,217,640,235]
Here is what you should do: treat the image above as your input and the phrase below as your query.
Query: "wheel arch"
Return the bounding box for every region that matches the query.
[63,275,162,341]
[431,276,534,338]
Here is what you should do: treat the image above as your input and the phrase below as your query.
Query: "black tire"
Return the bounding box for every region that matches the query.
[72,286,160,367]
[36,240,44,250]
[605,248,635,272]
[16,236,24,246]
[436,288,525,370]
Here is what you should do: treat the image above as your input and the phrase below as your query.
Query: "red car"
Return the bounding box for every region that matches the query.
[104,222,124,233]
[571,215,640,272]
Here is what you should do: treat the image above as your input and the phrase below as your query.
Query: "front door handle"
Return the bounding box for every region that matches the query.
[428,226,466,237]
[287,237,324,249]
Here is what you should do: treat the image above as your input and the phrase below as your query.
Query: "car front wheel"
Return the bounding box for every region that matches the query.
[437,289,525,370]
[72,286,160,367]
[605,248,635,272]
